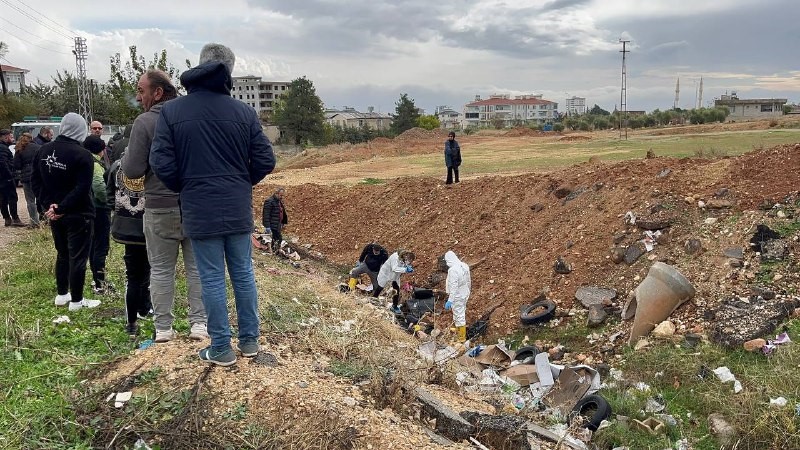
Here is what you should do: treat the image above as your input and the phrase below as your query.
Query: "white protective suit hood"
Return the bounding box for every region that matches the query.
[445,251,471,297]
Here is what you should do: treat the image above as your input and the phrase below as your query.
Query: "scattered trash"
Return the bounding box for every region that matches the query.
[467,345,485,357]
[534,353,555,387]
[763,332,792,354]
[713,366,743,393]
[331,319,357,333]
[624,211,636,225]
[770,397,788,407]
[133,439,153,450]
[473,343,514,368]
[114,391,132,408]
[645,396,665,413]
[138,339,154,350]
[641,230,662,252]
[633,417,665,435]
[52,315,71,324]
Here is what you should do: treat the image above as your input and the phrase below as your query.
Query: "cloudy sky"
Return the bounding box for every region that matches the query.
[1,0,798,115]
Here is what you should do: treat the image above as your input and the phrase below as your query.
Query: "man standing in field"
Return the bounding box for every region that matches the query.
[444,131,461,184]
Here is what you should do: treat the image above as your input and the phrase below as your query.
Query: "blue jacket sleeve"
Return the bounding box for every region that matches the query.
[247,113,275,185]
[149,110,181,192]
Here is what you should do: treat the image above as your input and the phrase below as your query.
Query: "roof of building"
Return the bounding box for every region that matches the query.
[715,98,787,105]
[1,64,29,73]
[327,111,392,120]
[466,97,555,107]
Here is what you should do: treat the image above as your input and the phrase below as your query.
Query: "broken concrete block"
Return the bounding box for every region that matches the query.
[415,386,475,442]
[743,338,767,352]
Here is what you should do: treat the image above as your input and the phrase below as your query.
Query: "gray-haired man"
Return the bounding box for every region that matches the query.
[150,43,275,366]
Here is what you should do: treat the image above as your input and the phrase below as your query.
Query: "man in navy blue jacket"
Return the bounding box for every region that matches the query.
[150,43,276,366]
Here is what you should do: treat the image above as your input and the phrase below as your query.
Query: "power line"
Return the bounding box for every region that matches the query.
[0,0,75,40]
[0,26,73,55]
[0,16,72,48]
[12,0,79,37]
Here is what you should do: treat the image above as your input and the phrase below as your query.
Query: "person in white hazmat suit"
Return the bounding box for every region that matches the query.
[376,249,415,314]
[443,250,471,343]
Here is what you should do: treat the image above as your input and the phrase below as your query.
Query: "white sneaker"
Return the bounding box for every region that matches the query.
[68,299,101,311]
[189,323,209,340]
[154,328,177,343]
[55,293,72,306]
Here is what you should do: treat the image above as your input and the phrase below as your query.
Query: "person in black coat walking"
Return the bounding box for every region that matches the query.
[0,129,24,226]
[262,187,288,254]
[444,131,462,184]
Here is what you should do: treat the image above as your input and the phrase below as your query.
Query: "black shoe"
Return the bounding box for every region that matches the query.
[4,219,11,227]
[125,323,139,337]
[10,219,25,227]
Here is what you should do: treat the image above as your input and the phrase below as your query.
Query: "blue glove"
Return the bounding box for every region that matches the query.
[264,227,271,234]
[445,300,453,311]
[405,265,414,273]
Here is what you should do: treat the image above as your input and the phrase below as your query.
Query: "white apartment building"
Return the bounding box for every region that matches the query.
[435,105,463,129]
[564,96,586,115]
[231,76,290,117]
[1,65,28,93]
[463,94,558,128]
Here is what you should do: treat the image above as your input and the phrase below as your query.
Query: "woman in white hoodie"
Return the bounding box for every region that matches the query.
[375,249,415,314]
[444,250,471,343]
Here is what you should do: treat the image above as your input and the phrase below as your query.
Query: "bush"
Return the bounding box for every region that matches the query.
[553,123,565,132]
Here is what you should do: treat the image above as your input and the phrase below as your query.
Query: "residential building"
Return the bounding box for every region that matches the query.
[564,96,586,115]
[463,94,559,128]
[714,92,787,120]
[435,105,463,130]
[0,64,28,93]
[325,106,392,131]
[231,76,290,118]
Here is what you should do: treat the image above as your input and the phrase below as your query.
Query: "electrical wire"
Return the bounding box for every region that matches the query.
[0,26,73,55]
[0,0,75,40]
[0,16,72,48]
[12,0,79,38]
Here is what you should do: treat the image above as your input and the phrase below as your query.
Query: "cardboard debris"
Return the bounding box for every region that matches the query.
[543,367,594,415]
[473,344,514,368]
[499,364,539,386]
[535,352,555,387]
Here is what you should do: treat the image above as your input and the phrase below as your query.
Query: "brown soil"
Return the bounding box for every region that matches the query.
[256,141,800,338]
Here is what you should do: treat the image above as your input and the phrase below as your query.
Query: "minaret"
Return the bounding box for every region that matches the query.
[698,77,704,109]
[674,77,680,110]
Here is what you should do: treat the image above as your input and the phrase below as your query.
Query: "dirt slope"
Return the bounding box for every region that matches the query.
[256,143,800,337]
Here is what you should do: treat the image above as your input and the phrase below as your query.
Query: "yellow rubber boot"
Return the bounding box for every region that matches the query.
[348,277,357,290]
[457,326,467,343]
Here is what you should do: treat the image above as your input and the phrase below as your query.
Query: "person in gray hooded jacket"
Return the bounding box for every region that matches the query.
[121,69,208,343]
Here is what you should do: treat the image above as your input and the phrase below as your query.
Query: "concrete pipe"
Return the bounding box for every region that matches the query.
[628,262,695,345]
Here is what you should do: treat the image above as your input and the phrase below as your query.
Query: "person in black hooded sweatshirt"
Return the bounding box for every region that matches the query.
[31,113,101,311]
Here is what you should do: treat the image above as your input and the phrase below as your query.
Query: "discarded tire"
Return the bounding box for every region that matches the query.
[513,345,541,362]
[568,394,611,431]
[520,299,556,325]
[412,288,434,299]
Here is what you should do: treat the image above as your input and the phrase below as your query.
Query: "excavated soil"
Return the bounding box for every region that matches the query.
[256,142,800,338]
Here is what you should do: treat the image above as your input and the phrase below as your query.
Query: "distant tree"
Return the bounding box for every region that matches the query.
[0,41,8,95]
[0,95,37,128]
[593,117,611,130]
[390,93,419,134]
[108,46,183,124]
[416,114,440,130]
[783,105,793,115]
[272,76,325,146]
[589,104,610,115]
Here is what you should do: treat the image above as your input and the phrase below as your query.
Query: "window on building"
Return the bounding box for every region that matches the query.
[761,104,773,112]
[281,86,286,90]
[239,95,243,99]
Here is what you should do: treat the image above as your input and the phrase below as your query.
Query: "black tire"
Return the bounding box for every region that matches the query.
[412,288,434,299]
[513,345,541,362]
[520,299,556,325]
[568,394,611,431]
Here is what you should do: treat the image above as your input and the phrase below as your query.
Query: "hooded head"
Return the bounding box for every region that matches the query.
[60,113,88,142]
[181,43,236,95]
[444,250,461,268]
[83,135,106,155]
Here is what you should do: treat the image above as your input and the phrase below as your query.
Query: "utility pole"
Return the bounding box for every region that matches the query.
[619,39,630,140]
[73,37,92,122]
[674,77,680,110]
[698,77,703,110]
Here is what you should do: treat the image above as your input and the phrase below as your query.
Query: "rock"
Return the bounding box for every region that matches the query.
[743,338,767,352]
[587,304,608,328]
[684,238,703,255]
[613,233,627,244]
[708,413,737,447]
[610,247,626,264]
[728,259,743,268]
[761,240,788,262]
[530,203,544,212]
[297,381,309,388]
[750,225,782,252]
[636,211,674,230]
[634,339,650,351]
[342,396,357,407]
[750,285,776,300]
[773,273,784,282]
[704,217,718,225]
[723,247,744,259]
[575,286,618,308]
[624,244,645,265]
[553,184,573,199]
[554,257,572,274]
[698,200,706,208]
[657,168,670,178]
[777,210,787,219]
[706,199,734,209]
[652,321,676,338]
[683,333,702,348]
[715,188,730,198]
[709,296,800,348]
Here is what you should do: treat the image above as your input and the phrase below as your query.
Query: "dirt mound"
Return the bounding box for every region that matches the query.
[257,143,800,337]
[395,127,448,142]
[504,127,548,137]
[559,135,592,142]
[372,137,392,144]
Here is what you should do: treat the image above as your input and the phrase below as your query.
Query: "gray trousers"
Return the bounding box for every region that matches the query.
[350,262,379,290]
[22,182,39,225]
[144,207,206,331]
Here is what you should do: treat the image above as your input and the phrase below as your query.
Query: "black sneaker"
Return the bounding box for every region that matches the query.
[125,323,139,337]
